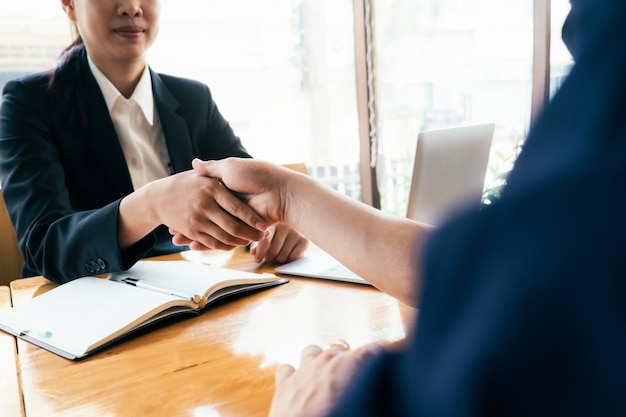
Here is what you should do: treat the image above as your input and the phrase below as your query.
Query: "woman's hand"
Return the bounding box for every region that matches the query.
[119,170,268,251]
[250,222,308,264]
[172,222,308,264]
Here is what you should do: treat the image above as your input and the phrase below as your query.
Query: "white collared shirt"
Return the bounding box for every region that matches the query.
[87,56,171,190]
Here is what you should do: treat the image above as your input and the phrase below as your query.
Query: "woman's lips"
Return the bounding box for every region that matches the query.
[113,26,146,39]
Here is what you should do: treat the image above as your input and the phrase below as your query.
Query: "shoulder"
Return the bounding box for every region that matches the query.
[150,71,219,121]
[151,71,212,100]
[154,72,207,89]
[1,71,55,120]
[2,70,53,97]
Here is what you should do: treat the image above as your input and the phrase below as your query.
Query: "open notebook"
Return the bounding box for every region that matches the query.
[0,261,287,359]
[275,124,494,285]
[275,249,369,285]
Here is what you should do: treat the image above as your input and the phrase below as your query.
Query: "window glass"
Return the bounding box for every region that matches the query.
[152,0,361,197]
[371,0,534,216]
[0,4,70,88]
[0,1,361,198]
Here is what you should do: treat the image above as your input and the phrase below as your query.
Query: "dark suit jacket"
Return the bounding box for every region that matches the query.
[0,52,250,283]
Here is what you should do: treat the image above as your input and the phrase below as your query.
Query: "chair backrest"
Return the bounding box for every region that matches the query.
[0,191,23,285]
[282,162,309,175]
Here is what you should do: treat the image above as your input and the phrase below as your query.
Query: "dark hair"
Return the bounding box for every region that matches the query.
[47,30,88,131]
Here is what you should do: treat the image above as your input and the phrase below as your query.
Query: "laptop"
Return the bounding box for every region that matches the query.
[406,123,494,225]
[275,123,494,285]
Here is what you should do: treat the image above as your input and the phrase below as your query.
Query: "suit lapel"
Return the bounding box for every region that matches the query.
[78,55,134,197]
[77,58,193,198]
[151,71,193,173]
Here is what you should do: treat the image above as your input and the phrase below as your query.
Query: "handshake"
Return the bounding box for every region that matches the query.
[166,158,311,264]
[128,156,421,307]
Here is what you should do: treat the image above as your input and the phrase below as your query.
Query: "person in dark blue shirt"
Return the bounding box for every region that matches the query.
[190,0,626,415]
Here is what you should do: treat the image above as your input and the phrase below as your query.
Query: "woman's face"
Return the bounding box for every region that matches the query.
[61,0,160,68]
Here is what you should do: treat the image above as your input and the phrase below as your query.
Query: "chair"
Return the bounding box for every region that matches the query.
[282,162,309,175]
[0,191,23,285]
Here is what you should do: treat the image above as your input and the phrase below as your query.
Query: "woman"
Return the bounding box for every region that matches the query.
[0,0,307,283]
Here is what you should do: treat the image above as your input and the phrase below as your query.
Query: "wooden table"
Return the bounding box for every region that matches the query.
[9,248,417,417]
[0,285,24,417]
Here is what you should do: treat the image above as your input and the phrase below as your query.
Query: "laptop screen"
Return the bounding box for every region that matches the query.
[406,123,494,225]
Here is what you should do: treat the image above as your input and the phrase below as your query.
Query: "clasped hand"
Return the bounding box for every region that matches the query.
[166,165,307,264]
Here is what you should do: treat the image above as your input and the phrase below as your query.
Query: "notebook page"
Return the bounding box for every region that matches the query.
[0,277,186,357]
[109,261,279,299]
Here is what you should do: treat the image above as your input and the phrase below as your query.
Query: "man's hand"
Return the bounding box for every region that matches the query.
[268,342,383,417]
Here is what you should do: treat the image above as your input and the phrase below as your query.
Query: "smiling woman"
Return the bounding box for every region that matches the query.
[0,0,309,283]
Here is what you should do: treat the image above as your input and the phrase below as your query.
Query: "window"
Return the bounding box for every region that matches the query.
[1,1,572,210]
[0,4,70,87]
[370,0,535,215]
[152,1,361,198]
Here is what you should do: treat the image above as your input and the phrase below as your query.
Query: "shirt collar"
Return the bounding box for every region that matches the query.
[87,55,155,125]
